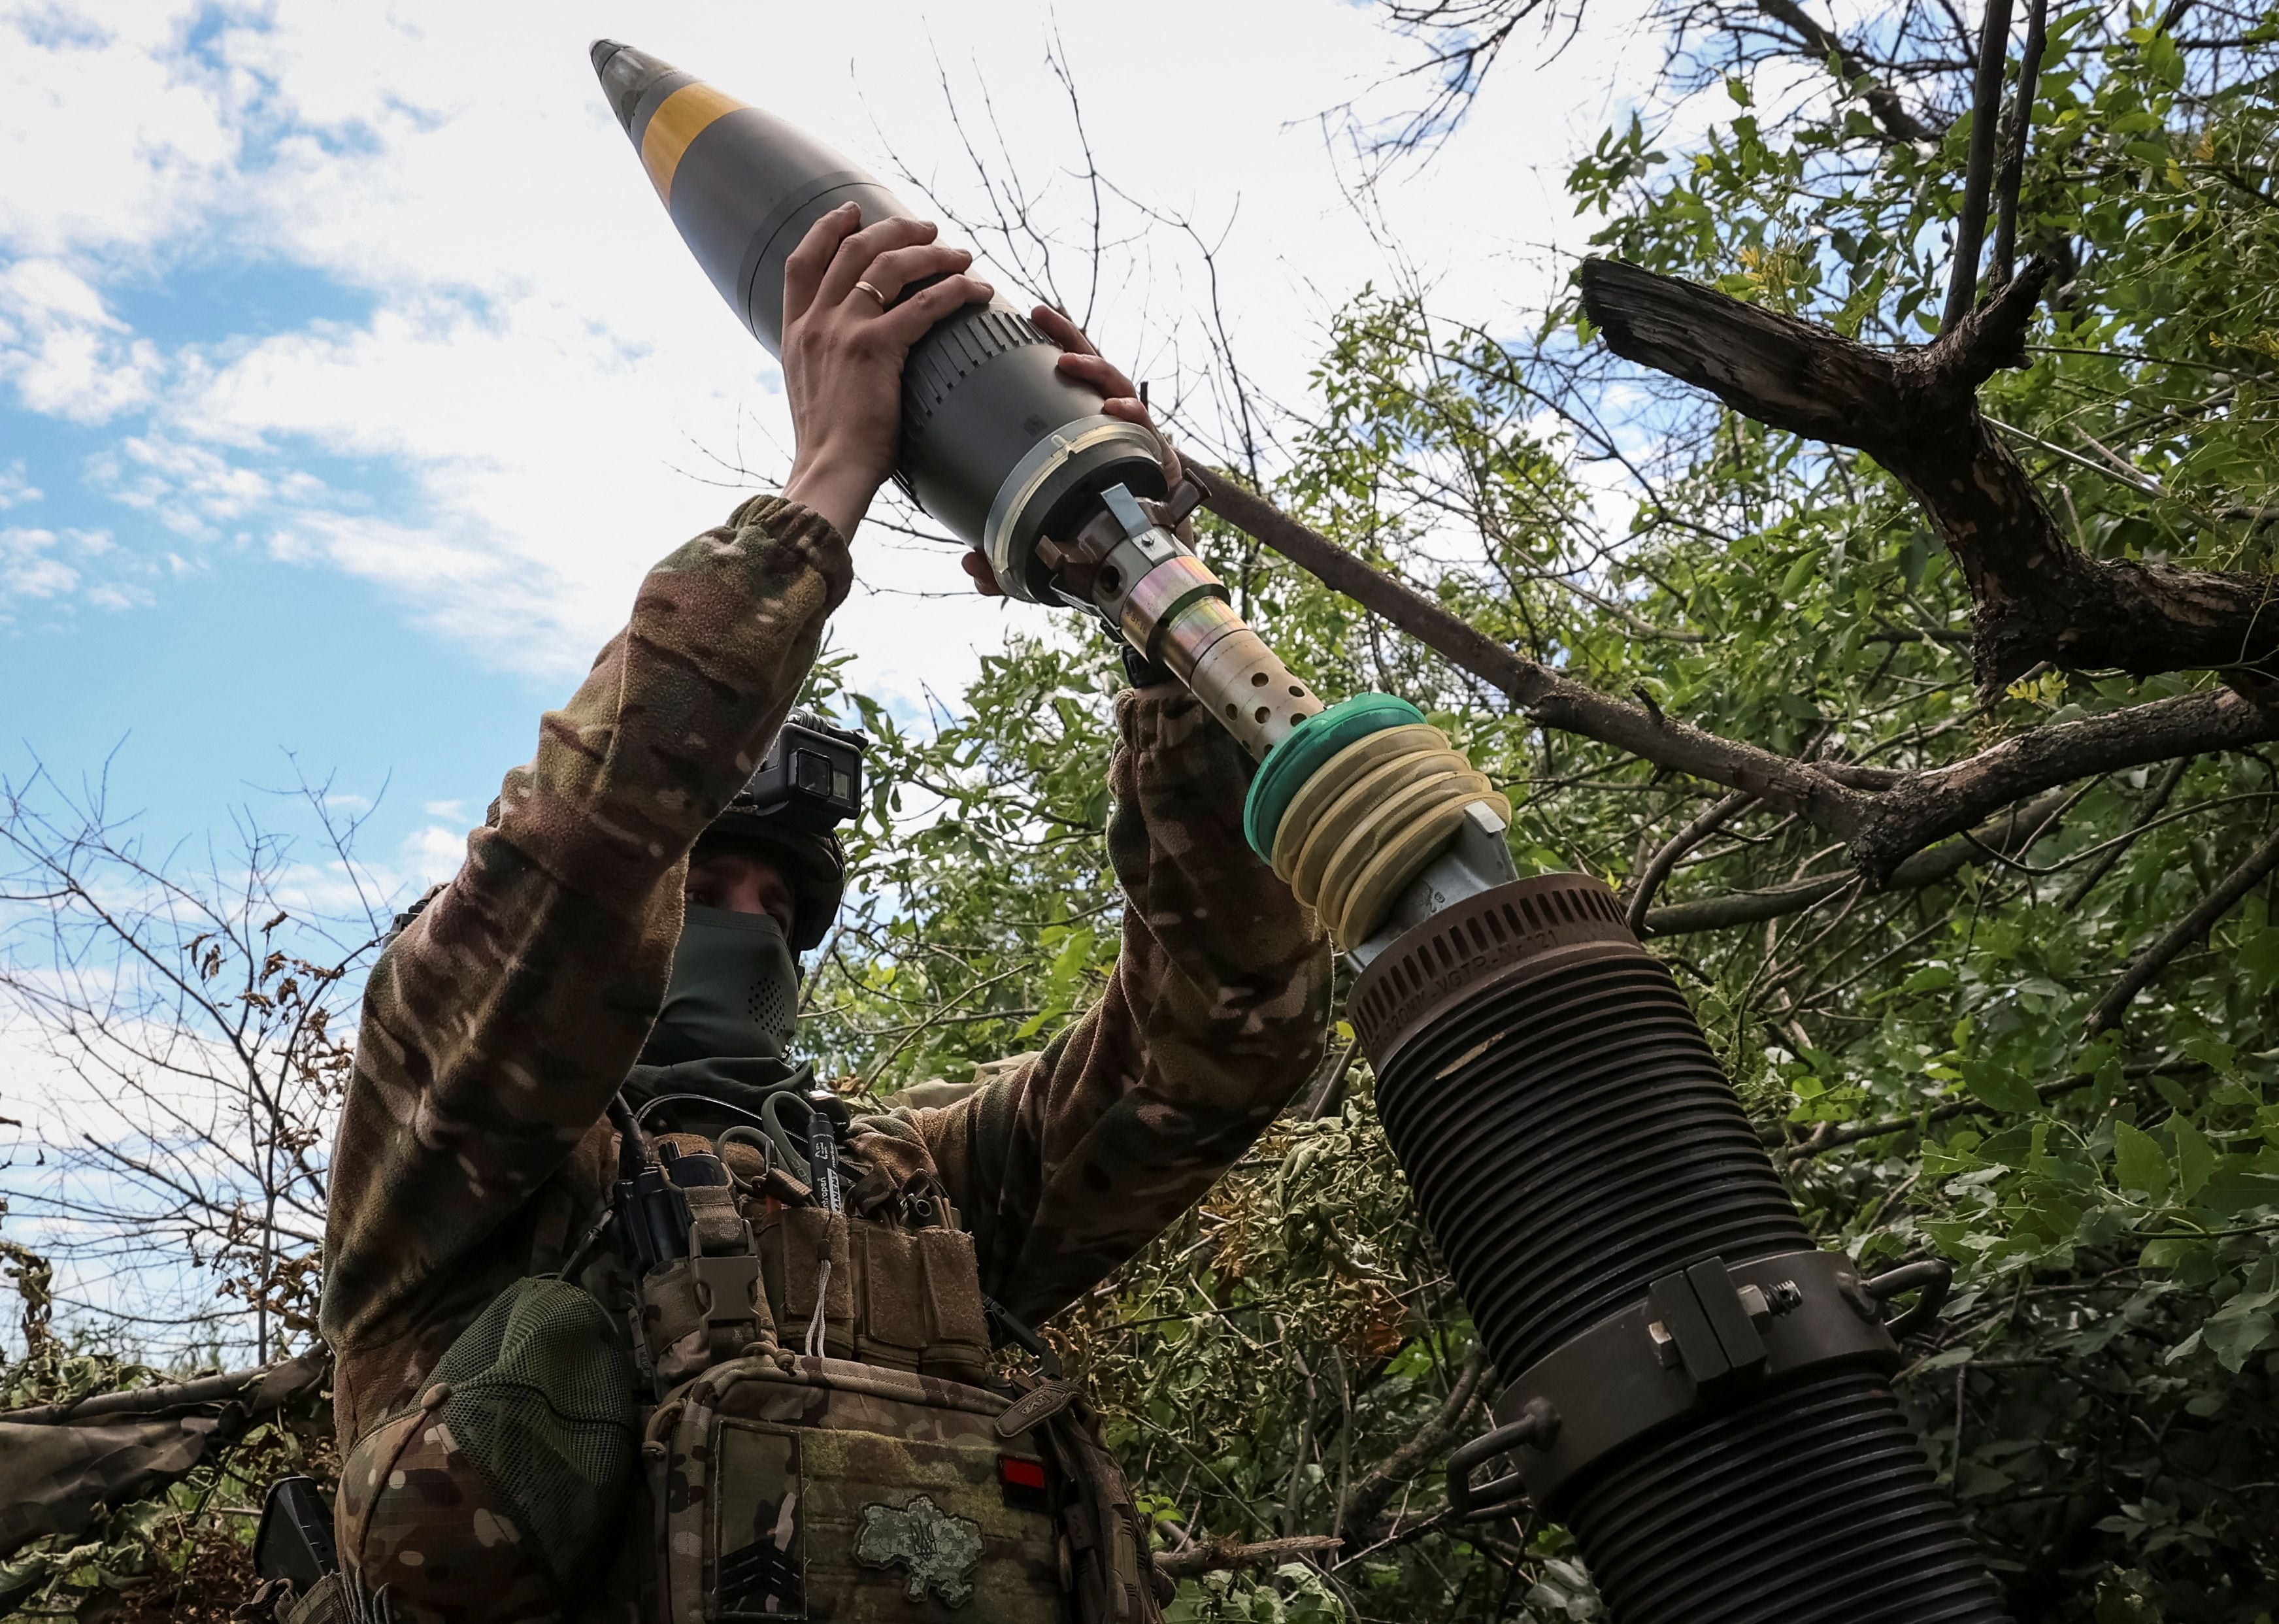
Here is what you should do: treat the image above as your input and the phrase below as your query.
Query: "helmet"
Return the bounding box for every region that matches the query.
[698,712,867,951]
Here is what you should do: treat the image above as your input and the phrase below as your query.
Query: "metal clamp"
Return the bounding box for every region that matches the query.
[1446,1399,1559,1523]
[1482,1250,1910,1516]
[1861,1258,1953,1341]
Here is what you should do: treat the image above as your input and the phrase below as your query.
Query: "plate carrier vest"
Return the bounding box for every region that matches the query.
[333,1104,1167,1624]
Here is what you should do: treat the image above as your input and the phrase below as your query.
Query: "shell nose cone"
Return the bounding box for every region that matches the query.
[590,38,680,135]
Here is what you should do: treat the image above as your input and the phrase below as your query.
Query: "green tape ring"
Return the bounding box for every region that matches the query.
[1243,693,1427,863]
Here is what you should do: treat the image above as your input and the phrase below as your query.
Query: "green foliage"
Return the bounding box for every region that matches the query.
[1168,1565,1349,1623]
[794,5,2279,1619]
[0,1319,334,1620]
[795,635,1127,1093]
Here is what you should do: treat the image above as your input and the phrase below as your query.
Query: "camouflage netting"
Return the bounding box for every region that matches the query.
[414,1277,638,1595]
[0,1342,335,1621]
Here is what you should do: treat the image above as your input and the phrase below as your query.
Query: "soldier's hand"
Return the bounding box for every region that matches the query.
[779,205,992,540]
[957,307,1182,598]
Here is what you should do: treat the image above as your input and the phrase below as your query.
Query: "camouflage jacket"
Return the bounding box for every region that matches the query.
[318,491,1331,1462]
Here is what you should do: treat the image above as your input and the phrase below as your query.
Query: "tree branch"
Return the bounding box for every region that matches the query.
[1849,688,2279,878]
[1989,0,2051,279]
[1154,1534,1344,1580]
[2085,820,2279,1034]
[1578,256,2279,691]
[1784,1059,2208,1163]
[1194,467,1869,834]
[1754,0,1944,144]
[1644,784,2073,934]
[1199,465,2279,882]
[1626,791,1755,932]
[2058,757,2188,910]
[1335,1342,1489,1543]
[1943,0,2017,330]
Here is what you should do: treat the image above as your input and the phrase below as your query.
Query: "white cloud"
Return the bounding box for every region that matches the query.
[88,433,276,534]
[400,821,468,887]
[0,525,78,599]
[0,462,41,507]
[0,257,163,421]
[0,0,1661,699]
[0,3,239,257]
[0,524,117,608]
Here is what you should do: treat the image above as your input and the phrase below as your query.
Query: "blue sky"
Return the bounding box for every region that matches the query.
[0,0,1650,895]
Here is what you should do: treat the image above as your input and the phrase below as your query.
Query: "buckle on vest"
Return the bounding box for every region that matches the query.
[690,1253,763,1332]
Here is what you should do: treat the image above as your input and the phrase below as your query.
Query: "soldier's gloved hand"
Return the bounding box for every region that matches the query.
[778,205,993,540]
[957,307,1186,599]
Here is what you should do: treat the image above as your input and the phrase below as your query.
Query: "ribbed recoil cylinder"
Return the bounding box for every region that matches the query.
[1349,874,2008,1624]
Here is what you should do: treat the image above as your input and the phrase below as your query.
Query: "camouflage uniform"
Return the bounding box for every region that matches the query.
[318,496,1331,1620]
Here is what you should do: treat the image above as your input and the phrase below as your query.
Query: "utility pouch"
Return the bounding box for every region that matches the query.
[759,1207,995,1383]
[639,1170,778,1386]
[336,1276,639,1620]
[649,1352,1065,1623]
[1032,1403,1167,1624]
[761,1204,855,1359]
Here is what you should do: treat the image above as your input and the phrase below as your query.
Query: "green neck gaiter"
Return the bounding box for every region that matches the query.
[640,904,801,1067]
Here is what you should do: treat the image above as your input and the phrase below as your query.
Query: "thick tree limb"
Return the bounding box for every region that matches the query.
[2085,820,2279,1034]
[1644,784,2073,935]
[1848,688,2279,878]
[1154,1534,1343,1580]
[1578,256,2279,691]
[1196,469,2279,884]
[1195,468,1869,833]
[1336,1342,1488,1542]
[1626,790,1755,932]
[1755,0,1942,144]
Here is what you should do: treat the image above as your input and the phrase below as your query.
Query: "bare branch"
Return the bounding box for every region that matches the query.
[1626,790,1756,932]
[1579,255,2279,691]
[2085,820,2279,1035]
[1645,784,2070,933]
[1753,0,1945,144]
[1942,0,2017,330]
[1989,0,2051,279]
[1194,466,1869,833]
[1336,1342,1489,1541]
[1154,1534,1344,1580]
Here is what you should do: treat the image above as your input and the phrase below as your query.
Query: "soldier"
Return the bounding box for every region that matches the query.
[312,203,1331,1623]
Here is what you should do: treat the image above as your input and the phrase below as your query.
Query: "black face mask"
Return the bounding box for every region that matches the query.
[640,905,801,1067]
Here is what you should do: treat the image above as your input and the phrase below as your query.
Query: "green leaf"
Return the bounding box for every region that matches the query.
[2202,1306,2277,1372]
[1962,1061,2040,1115]
[2169,1114,2217,1200]
[2114,1121,2171,1200]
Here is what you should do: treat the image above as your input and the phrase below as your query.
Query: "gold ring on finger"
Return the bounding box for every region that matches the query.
[852,279,888,308]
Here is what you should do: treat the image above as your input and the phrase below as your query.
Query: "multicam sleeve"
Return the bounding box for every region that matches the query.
[318,496,849,1432]
[906,684,1334,1327]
